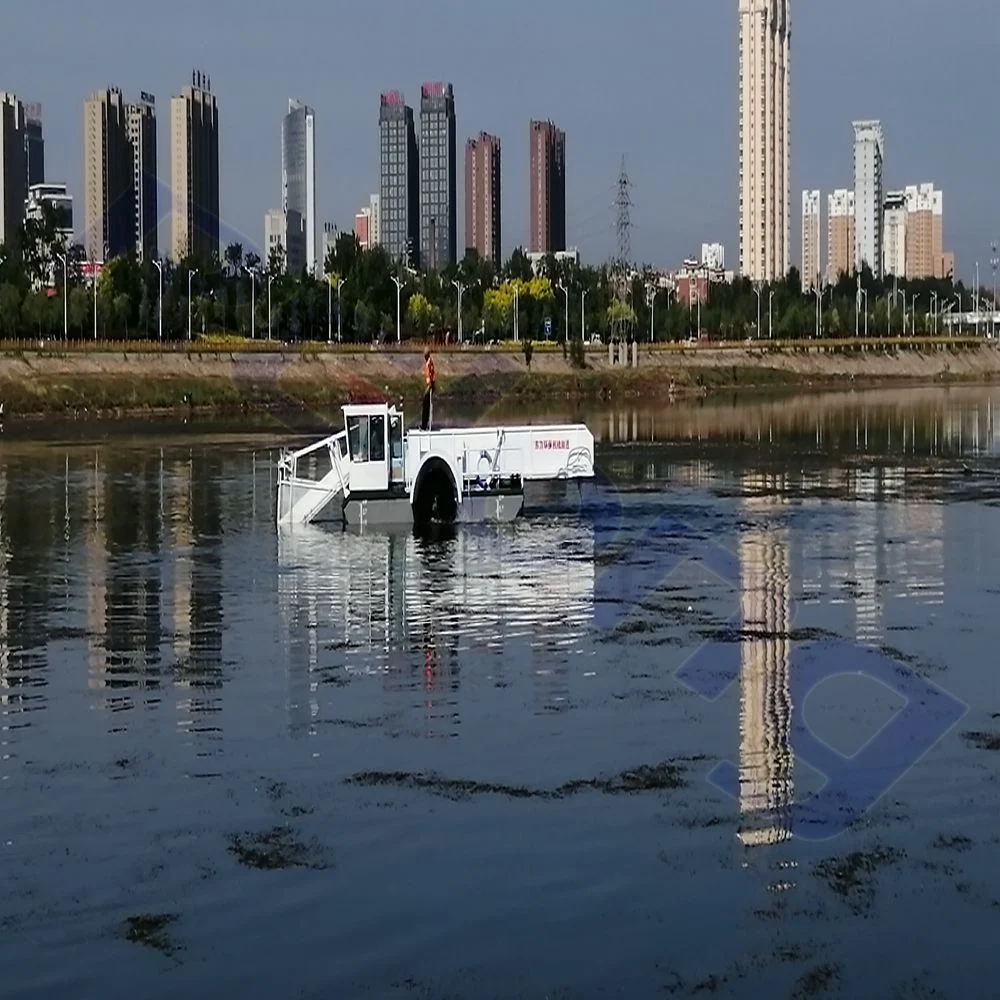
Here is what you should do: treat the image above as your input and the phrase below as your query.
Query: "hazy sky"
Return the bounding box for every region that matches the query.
[2,0,998,279]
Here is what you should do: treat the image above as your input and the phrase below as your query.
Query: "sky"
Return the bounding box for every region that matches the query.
[2,0,998,280]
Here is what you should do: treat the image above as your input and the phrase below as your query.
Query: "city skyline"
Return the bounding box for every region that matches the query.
[0,0,996,278]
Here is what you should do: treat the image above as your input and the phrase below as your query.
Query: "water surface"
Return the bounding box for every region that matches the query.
[2,386,1000,998]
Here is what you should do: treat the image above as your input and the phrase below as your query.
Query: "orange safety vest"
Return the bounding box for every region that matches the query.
[424,357,436,388]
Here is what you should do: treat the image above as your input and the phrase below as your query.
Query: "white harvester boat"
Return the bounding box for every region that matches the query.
[276,402,595,528]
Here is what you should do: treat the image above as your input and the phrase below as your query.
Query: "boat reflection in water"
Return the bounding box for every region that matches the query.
[277,519,596,735]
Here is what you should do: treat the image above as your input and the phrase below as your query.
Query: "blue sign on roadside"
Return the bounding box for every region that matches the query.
[544,317,552,336]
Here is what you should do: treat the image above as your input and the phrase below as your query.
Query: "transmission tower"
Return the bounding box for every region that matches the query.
[611,155,635,343]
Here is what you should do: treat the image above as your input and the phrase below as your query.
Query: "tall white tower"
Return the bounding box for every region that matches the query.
[739,0,791,283]
[853,120,884,279]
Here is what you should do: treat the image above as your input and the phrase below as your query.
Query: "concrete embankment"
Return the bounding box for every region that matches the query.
[1,341,999,418]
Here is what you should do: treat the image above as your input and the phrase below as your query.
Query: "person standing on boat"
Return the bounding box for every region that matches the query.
[421,348,436,430]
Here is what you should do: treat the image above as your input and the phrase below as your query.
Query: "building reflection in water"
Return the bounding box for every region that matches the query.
[737,474,793,847]
[277,522,595,736]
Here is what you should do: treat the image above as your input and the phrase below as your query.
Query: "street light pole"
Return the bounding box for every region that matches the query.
[56,253,67,341]
[768,290,774,340]
[452,279,465,343]
[557,281,569,343]
[992,242,999,338]
[245,265,257,340]
[151,259,163,343]
[391,276,403,344]
[753,284,762,339]
[187,268,198,342]
[975,261,980,336]
[861,289,869,337]
[267,274,274,341]
[338,277,347,343]
[513,287,519,342]
[910,293,920,336]
[646,286,657,343]
[581,289,588,342]
[930,291,938,336]
[327,274,333,343]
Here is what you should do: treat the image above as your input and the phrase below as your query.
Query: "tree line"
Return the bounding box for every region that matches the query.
[0,208,984,343]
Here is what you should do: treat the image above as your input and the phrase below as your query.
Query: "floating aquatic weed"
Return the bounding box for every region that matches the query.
[963,730,1000,751]
[932,834,974,852]
[791,963,841,999]
[227,825,331,871]
[344,761,686,801]
[813,845,905,915]
[122,913,179,954]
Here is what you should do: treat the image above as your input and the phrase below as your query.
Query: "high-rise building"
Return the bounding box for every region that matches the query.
[171,71,219,262]
[801,190,821,290]
[883,190,907,279]
[379,91,419,267]
[354,207,372,250]
[84,88,134,261]
[702,242,726,272]
[368,193,381,248]
[738,0,791,282]
[529,119,566,253]
[0,92,26,246]
[282,99,316,275]
[321,222,338,272]
[419,82,457,271]
[904,183,945,280]
[465,131,501,264]
[125,93,157,262]
[827,189,855,284]
[264,208,285,264]
[23,103,43,188]
[853,120,884,278]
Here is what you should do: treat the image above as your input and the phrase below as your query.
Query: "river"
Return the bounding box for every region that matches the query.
[1,385,999,998]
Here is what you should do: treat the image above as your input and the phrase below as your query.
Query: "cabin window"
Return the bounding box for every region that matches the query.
[347,415,370,463]
[370,415,386,463]
[389,416,403,461]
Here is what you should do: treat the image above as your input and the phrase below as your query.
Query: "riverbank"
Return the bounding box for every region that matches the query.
[1,339,999,419]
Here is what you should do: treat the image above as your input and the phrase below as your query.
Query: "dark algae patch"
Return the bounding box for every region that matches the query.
[963,730,1000,751]
[791,963,841,998]
[932,834,974,852]
[344,761,685,801]
[227,825,331,871]
[122,913,179,954]
[813,845,905,915]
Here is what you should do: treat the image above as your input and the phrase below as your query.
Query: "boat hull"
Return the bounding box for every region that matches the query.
[343,490,523,529]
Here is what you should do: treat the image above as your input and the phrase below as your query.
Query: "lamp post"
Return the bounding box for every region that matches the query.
[513,286,519,342]
[910,293,920,336]
[768,290,775,340]
[581,289,589,342]
[860,289,869,338]
[814,286,822,339]
[930,291,938,336]
[326,274,333,343]
[991,243,998,338]
[267,273,275,341]
[337,276,347,343]
[646,286,657,343]
[56,253,68,341]
[151,258,163,343]
[391,276,404,344]
[187,268,198,342]
[452,279,465,343]
[753,284,762,339]
[245,265,258,340]
[557,281,569,343]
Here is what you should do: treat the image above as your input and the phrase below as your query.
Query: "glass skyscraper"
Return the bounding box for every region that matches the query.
[419,82,456,271]
[379,91,419,268]
[282,99,316,275]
